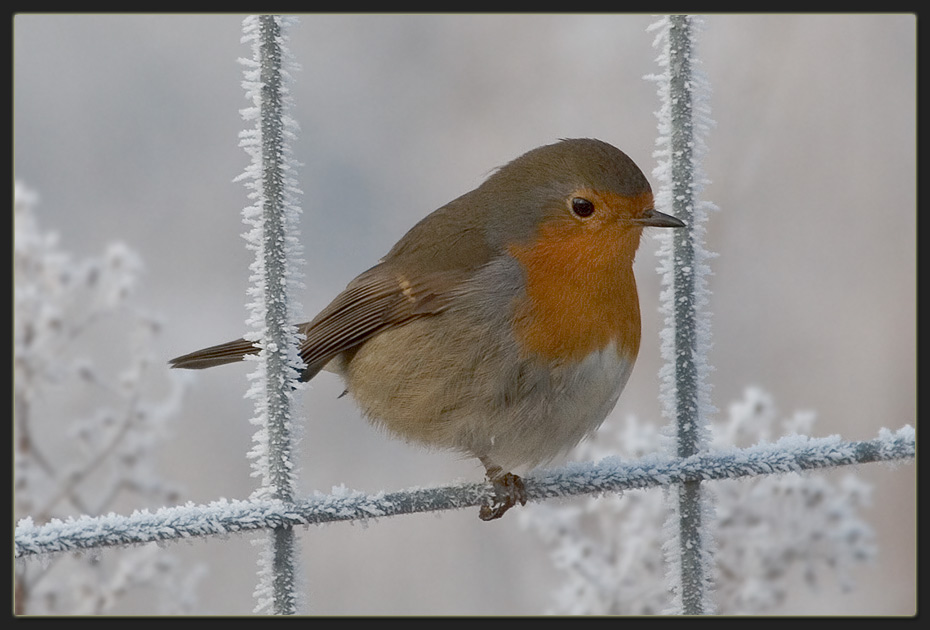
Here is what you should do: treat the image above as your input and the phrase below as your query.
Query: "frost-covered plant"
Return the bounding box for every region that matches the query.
[13,182,200,614]
[520,386,876,615]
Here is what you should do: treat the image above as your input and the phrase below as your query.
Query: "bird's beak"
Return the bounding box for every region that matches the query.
[632,207,686,228]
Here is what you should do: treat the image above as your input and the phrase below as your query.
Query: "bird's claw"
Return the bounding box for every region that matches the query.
[479,472,527,521]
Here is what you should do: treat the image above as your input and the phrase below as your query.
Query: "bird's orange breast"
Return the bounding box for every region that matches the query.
[507,191,650,364]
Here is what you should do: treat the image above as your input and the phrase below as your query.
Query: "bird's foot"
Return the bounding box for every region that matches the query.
[479,463,527,521]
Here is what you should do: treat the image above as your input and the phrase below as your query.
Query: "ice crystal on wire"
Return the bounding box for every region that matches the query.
[521,388,876,615]
[647,14,718,456]
[238,13,304,502]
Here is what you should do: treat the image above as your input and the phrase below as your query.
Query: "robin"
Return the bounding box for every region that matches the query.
[170,138,685,520]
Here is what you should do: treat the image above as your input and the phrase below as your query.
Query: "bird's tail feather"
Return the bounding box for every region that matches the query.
[169,338,258,370]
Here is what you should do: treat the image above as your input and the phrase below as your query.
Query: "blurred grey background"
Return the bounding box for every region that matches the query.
[13,14,915,615]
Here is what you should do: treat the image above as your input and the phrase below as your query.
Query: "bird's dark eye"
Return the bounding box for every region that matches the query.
[571,197,595,218]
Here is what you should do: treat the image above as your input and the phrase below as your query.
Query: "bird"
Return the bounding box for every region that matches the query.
[169,138,685,520]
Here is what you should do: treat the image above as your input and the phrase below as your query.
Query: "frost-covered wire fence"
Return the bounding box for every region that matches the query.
[648,14,716,614]
[237,14,305,615]
[13,14,916,615]
[12,425,916,559]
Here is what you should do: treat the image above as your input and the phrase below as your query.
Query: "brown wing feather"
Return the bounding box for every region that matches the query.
[296,263,465,380]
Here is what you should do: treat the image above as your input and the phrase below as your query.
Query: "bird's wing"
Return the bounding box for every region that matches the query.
[296,263,470,381]
[170,191,496,380]
[167,265,466,379]
[299,192,497,381]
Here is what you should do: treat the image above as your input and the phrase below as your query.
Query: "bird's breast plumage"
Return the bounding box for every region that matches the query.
[337,254,639,471]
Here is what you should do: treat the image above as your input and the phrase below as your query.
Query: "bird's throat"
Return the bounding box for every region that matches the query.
[508,233,643,364]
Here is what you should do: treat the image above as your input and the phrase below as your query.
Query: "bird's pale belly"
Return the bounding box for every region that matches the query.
[337,315,635,472]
